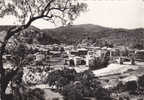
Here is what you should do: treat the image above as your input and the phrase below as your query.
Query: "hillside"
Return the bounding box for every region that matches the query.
[1,24,144,47]
[42,24,144,47]
[0,25,59,45]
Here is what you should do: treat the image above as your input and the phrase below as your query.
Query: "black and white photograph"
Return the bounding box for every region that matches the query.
[0,0,144,100]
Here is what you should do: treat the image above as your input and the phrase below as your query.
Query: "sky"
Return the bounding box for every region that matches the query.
[0,0,144,29]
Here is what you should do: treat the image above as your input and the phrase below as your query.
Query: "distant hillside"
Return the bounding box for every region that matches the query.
[42,24,144,47]
[0,25,59,45]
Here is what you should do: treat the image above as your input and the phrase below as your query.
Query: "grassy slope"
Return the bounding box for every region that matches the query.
[42,24,144,46]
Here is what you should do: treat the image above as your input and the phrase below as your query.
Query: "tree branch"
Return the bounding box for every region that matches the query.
[25,0,33,19]
[41,0,55,16]
[50,7,69,12]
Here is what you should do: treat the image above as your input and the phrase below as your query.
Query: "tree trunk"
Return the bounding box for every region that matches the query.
[0,45,6,100]
[0,15,43,100]
[0,27,17,100]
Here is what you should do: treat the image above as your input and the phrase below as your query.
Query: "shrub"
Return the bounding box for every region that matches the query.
[62,83,83,100]
[89,51,110,70]
[27,88,45,100]
[116,81,125,92]
[125,81,138,92]
[89,57,109,70]
[89,57,102,70]
[13,88,45,100]
[94,87,112,100]
[47,69,112,99]
[138,75,144,88]
[119,96,130,100]
[46,68,77,89]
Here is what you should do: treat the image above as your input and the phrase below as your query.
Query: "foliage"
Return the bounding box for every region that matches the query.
[138,75,144,88]
[73,71,102,97]
[125,81,138,92]
[12,87,45,100]
[7,82,45,100]
[102,40,114,48]
[119,46,129,57]
[0,0,87,100]
[6,42,34,67]
[130,43,144,50]
[0,0,87,25]
[43,24,144,46]
[47,69,112,99]
[62,83,84,100]
[89,51,110,70]
[12,26,59,45]
[47,68,77,88]
[24,88,45,100]
[23,66,50,86]
[94,87,112,100]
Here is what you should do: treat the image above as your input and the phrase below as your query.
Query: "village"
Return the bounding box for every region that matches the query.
[23,43,144,67]
[12,42,143,85]
[4,41,140,100]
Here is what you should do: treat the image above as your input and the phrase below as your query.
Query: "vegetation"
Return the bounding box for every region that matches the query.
[14,26,59,45]
[130,43,144,50]
[47,69,112,100]
[109,74,144,100]
[0,0,87,100]
[7,87,45,100]
[47,68,77,89]
[138,75,144,88]
[43,24,144,47]
[89,51,110,70]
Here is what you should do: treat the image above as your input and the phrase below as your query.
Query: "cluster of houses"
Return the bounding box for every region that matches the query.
[4,43,144,88]
[23,43,144,68]
[3,42,144,70]
[24,43,113,67]
[64,45,144,67]
[64,46,114,67]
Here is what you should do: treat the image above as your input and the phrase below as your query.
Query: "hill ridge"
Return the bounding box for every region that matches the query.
[42,24,144,47]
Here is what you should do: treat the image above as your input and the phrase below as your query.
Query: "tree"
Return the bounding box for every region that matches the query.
[59,70,112,99]
[130,43,144,50]
[62,83,83,100]
[3,42,34,99]
[89,51,110,70]
[46,68,77,89]
[0,0,87,100]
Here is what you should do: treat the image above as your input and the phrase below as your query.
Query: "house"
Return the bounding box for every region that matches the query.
[49,51,61,57]
[66,48,88,66]
[34,52,45,62]
[135,50,144,62]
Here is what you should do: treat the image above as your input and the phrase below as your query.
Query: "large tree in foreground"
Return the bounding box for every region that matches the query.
[0,0,87,99]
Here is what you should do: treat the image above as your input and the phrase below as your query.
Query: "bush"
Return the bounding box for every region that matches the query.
[62,83,83,100]
[89,56,109,70]
[116,81,125,92]
[125,81,137,92]
[94,87,112,100]
[119,96,130,100]
[46,68,77,89]
[89,57,102,70]
[62,81,111,100]
[13,88,45,100]
[47,69,112,99]
[26,88,45,100]
[89,50,110,70]
[138,75,144,88]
